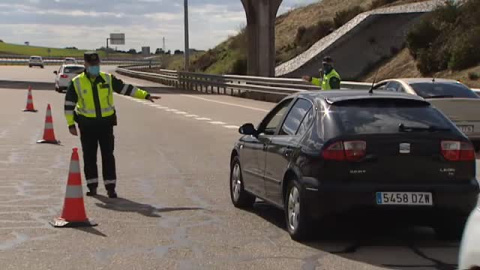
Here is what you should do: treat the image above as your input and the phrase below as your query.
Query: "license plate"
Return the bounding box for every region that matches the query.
[376,192,433,206]
[458,125,474,134]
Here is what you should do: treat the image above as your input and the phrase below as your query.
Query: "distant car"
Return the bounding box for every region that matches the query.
[230,90,479,241]
[459,207,480,270]
[28,56,44,68]
[373,78,480,151]
[63,57,77,64]
[53,64,85,93]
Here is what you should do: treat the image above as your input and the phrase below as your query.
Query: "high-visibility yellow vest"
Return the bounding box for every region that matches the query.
[312,69,341,90]
[72,72,115,119]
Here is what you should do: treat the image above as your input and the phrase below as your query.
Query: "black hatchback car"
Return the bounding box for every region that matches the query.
[230,90,479,241]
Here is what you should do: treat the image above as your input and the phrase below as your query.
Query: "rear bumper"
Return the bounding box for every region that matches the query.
[302,177,479,221]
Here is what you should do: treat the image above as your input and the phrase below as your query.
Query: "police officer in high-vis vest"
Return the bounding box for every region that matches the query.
[64,52,160,198]
[302,56,341,90]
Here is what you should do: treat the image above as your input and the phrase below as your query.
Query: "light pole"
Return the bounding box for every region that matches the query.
[184,0,190,71]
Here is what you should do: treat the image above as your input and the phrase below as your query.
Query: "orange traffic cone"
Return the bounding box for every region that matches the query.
[50,148,97,228]
[37,104,60,145]
[23,86,37,112]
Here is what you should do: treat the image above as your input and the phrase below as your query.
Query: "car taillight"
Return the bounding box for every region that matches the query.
[60,74,68,78]
[441,141,475,161]
[322,141,366,161]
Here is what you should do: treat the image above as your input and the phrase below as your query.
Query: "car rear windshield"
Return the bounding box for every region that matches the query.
[64,66,84,73]
[331,100,453,135]
[410,82,478,98]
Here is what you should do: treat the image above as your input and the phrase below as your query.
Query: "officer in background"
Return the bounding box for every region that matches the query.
[302,56,341,90]
[64,52,160,198]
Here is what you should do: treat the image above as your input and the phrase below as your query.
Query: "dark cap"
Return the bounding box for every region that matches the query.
[322,56,333,64]
[84,52,100,64]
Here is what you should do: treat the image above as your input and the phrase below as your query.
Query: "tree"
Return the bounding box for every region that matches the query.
[165,50,172,55]
[155,48,165,55]
[174,50,184,55]
[127,48,137,54]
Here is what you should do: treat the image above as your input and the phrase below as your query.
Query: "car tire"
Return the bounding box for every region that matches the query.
[230,156,255,208]
[55,87,60,93]
[285,179,312,241]
[29,65,32,68]
[473,141,480,153]
[41,66,44,69]
[434,216,467,241]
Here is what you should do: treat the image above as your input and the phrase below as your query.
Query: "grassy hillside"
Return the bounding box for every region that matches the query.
[0,42,131,58]
[175,0,428,75]
[363,0,480,89]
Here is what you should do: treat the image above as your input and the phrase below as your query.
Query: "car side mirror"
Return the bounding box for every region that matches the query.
[239,123,256,136]
[53,71,58,75]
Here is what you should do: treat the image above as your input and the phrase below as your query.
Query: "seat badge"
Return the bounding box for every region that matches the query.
[400,143,411,154]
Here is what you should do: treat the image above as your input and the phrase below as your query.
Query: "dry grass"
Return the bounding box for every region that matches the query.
[275,0,375,53]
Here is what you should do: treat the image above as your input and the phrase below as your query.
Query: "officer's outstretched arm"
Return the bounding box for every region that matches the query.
[64,82,78,128]
[311,77,321,87]
[111,75,151,99]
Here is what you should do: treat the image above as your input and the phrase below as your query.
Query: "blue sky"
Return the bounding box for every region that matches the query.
[0,0,318,51]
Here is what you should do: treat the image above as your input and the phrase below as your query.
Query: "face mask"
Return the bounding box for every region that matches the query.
[323,64,332,74]
[87,65,100,76]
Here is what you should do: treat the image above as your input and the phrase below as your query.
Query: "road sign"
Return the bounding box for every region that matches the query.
[110,33,125,45]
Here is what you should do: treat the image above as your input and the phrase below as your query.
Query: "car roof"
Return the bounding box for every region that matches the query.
[62,64,84,68]
[292,89,429,105]
[384,78,461,84]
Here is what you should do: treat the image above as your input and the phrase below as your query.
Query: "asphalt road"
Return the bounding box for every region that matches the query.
[0,67,478,270]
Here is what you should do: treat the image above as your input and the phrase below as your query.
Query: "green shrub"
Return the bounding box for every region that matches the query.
[469,72,480,81]
[334,6,364,28]
[448,28,480,70]
[294,20,334,49]
[230,55,247,75]
[407,0,480,75]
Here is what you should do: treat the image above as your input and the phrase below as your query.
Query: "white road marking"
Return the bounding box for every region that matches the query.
[209,121,226,125]
[165,109,178,112]
[224,125,239,129]
[175,111,188,115]
[196,117,212,121]
[185,114,198,118]
[180,94,270,112]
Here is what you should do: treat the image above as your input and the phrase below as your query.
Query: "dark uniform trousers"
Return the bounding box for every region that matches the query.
[79,122,116,191]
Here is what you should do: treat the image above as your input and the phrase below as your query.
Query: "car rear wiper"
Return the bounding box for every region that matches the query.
[399,123,450,132]
[425,95,455,99]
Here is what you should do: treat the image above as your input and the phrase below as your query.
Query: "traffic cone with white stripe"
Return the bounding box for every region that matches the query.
[23,86,37,112]
[50,148,97,228]
[37,104,60,145]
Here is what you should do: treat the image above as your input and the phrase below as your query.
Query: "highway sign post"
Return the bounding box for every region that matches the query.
[106,33,125,58]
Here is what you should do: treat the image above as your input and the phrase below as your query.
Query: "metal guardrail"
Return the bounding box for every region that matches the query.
[0,57,161,66]
[116,65,480,99]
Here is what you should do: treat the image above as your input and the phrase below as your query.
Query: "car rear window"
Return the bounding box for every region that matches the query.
[410,82,478,98]
[331,100,453,135]
[64,66,84,74]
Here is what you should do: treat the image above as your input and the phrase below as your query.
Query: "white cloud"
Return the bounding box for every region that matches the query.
[0,0,319,51]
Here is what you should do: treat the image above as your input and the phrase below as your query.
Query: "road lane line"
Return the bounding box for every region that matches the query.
[209,121,226,125]
[175,111,188,115]
[180,94,270,112]
[224,125,239,129]
[185,114,198,118]
[195,117,212,121]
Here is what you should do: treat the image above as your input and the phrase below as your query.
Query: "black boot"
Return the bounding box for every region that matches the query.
[86,187,97,196]
[107,189,117,198]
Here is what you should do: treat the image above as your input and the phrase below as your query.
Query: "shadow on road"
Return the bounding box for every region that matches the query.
[93,195,203,218]
[72,226,107,238]
[248,201,459,270]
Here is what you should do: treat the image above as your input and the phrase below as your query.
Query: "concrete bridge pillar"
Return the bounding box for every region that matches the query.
[241,0,282,77]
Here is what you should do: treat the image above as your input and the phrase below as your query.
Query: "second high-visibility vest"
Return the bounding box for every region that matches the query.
[312,69,341,90]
